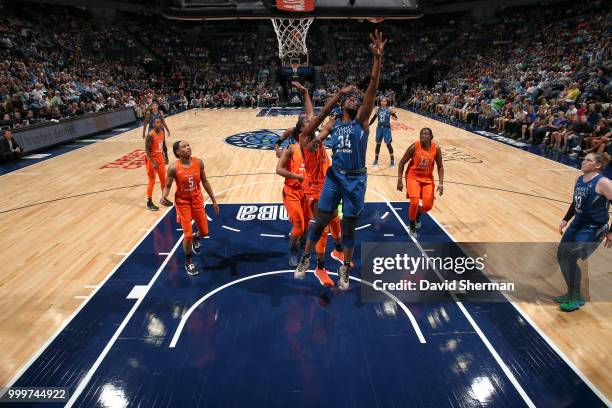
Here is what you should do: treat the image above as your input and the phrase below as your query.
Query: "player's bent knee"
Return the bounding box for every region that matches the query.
[421,199,434,213]
[308,210,332,243]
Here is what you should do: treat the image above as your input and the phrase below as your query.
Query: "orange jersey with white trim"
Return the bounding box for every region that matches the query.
[175,157,202,199]
[148,128,165,158]
[284,143,305,189]
[407,141,437,182]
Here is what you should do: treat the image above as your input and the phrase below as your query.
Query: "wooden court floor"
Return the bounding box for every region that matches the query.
[0,108,609,398]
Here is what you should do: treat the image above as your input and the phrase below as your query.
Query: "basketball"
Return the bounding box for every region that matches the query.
[1,0,610,407]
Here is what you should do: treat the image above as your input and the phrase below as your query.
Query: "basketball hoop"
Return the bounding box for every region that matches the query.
[271,17,314,66]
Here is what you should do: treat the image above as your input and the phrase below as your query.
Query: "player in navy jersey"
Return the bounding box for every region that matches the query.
[370,97,398,166]
[557,152,612,312]
[142,102,171,140]
[294,30,387,290]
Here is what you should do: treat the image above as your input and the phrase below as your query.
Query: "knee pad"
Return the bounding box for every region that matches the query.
[342,216,357,248]
[307,210,333,243]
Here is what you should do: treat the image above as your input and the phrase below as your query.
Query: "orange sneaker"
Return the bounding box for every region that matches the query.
[331,250,354,268]
[314,267,334,287]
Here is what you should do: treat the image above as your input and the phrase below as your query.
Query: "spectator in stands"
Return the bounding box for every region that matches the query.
[568,115,595,157]
[0,129,22,162]
[583,118,611,154]
[407,1,610,159]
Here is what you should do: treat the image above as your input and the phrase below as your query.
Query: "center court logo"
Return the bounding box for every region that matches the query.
[225,129,332,150]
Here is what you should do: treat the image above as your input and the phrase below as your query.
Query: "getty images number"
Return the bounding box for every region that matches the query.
[337,135,351,149]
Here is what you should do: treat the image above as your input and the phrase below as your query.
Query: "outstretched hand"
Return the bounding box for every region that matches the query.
[291,81,307,94]
[369,29,387,58]
[339,85,356,95]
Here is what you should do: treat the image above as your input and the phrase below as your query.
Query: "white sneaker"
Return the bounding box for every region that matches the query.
[294,253,310,279]
[337,265,350,291]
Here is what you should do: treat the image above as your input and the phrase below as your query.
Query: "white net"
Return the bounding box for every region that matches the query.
[271,18,314,65]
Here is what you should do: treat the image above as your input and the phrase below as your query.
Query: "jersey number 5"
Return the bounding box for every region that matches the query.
[188,176,195,189]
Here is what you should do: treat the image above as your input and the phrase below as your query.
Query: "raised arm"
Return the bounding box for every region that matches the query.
[356,30,386,128]
[396,143,415,192]
[311,118,336,148]
[301,85,355,138]
[292,82,314,119]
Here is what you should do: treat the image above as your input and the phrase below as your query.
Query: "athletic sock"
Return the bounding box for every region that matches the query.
[317,259,325,269]
[334,242,342,252]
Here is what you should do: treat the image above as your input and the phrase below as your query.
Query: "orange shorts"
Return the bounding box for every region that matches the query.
[304,179,324,206]
[146,155,166,177]
[406,177,435,200]
[175,194,208,240]
[283,185,309,237]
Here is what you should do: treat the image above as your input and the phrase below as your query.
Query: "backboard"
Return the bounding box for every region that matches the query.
[160,0,422,20]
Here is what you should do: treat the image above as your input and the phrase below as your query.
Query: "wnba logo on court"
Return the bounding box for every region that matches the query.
[225,129,332,150]
[237,205,289,221]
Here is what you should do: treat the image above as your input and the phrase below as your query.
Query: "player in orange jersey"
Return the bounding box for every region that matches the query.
[294,83,345,287]
[276,132,309,268]
[145,118,169,211]
[396,127,444,237]
[161,140,219,276]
